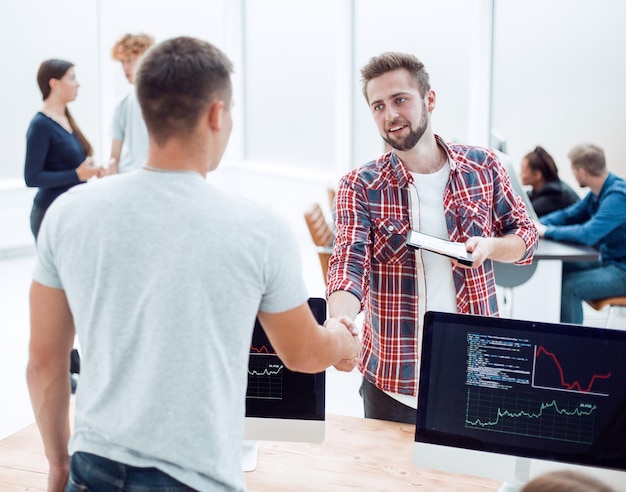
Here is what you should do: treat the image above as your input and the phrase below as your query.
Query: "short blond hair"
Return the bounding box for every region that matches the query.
[568,143,606,177]
[111,33,154,60]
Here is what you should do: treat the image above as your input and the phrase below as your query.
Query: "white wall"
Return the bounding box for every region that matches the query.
[2,0,626,249]
[492,0,626,190]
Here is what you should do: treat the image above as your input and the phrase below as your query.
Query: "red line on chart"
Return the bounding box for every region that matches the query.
[250,345,276,355]
[535,346,611,393]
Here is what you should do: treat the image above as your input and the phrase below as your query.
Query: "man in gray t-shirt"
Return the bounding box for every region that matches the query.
[27,37,360,492]
[108,33,154,174]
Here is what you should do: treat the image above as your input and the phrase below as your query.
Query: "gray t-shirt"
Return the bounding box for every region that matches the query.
[34,169,308,491]
[110,90,149,173]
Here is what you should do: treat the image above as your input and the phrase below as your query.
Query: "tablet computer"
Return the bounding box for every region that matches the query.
[406,230,473,266]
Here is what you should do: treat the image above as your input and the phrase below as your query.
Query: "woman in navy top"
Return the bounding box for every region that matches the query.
[24,59,104,239]
[520,146,580,217]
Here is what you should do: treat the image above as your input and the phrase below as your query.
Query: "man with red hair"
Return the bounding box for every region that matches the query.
[108,33,154,174]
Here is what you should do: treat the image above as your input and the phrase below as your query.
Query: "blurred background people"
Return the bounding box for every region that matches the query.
[536,143,626,324]
[107,33,155,174]
[24,59,103,240]
[520,146,579,217]
[24,58,103,393]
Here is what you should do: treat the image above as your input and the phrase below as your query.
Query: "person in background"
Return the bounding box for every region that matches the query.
[26,36,359,492]
[24,59,103,393]
[535,143,626,325]
[520,470,615,492]
[520,146,579,217]
[107,33,155,174]
[327,51,538,424]
[24,59,103,239]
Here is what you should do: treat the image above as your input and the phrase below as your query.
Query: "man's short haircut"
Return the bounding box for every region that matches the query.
[135,36,233,146]
[360,51,431,102]
[568,143,606,177]
[111,33,155,60]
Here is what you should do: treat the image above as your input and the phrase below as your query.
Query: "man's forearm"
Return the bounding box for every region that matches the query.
[489,234,528,262]
[27,363,71,466]
[328,290,361,320]
[28,282,74,468]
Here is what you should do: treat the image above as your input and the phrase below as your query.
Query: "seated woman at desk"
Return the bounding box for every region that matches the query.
[520,146,579,217]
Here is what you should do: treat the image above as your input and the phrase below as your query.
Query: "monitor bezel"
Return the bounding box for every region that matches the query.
[415,311,626,472]
[244,297,327,425]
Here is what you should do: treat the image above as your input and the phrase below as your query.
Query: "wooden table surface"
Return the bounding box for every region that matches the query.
[0,414,501,491]
[245,414,501,491]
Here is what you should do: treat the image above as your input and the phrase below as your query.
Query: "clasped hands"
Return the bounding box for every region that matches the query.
[75,157,107,181]
[324,315,361,372]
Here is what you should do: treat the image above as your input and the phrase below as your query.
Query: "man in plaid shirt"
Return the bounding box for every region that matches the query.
[327,52,538,424]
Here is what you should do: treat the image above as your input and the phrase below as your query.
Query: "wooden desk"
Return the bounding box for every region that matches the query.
[245,414,501,491]
[0,420,47,491]
[0,415,501,491]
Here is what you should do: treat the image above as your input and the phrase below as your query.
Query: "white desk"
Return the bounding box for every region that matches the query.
[494,239,598,323]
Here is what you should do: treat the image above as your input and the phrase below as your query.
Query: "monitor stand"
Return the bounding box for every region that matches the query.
[241,440,259,472]
[498,482,524,492]
[497,457,531,492]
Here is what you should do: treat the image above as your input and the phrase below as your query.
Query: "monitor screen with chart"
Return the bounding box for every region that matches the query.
[242,297,326,470]
[414,311,626,490]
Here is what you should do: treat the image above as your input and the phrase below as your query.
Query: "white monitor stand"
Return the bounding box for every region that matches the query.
[241,440,259,472]
[497,457,531,492]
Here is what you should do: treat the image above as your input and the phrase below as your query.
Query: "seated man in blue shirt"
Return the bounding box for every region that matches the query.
[535,143,626,324]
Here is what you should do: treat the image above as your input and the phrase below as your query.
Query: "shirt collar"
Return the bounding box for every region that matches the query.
[389,134,456,187]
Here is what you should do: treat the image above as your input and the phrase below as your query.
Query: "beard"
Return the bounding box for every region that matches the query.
[382,102,428,151]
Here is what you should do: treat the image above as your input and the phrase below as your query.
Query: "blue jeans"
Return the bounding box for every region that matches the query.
[561,261,626,324]
[360,377,417,424]
[66,452,197,491]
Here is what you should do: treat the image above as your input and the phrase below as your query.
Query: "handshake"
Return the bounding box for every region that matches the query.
[324,315,361,372]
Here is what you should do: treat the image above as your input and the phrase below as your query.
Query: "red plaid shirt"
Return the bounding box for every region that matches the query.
[327,136,538,396]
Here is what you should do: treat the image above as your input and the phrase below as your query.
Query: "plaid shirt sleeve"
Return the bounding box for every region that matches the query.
[326,170,371,307]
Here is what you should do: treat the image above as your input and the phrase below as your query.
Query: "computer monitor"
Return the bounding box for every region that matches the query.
[495,150,539,222]
[242,297,326,471]
[414,311,626,491]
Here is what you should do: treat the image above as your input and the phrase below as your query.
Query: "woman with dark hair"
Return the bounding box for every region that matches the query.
[25,59,103,393]
[24,59,104,239]
[520,146,579,217]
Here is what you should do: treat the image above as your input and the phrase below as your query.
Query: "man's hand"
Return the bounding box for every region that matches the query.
[533,220,547,238]
[457,234,528,268]
[456,237,494,268]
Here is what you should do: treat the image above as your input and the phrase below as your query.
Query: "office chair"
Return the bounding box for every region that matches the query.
[585,297,626,329]
[493,261,538,318]
[303,202,334,286]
